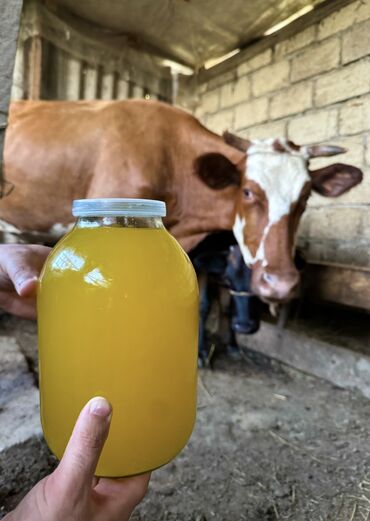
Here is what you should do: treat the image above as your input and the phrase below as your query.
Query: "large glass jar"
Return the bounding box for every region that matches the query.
[38,198,199,477]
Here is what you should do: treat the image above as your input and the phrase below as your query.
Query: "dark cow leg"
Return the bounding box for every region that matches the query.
[226,323,241,360]
[198,274,214,367]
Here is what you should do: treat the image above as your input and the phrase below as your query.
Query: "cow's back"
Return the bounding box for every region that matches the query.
[1,100,243,249]
[2,100,177,230]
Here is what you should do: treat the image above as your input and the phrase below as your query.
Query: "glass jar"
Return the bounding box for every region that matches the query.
[38,198,199,477]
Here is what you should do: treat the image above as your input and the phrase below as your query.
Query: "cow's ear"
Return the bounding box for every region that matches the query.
[310,163,363,197]
[194,153,243,190]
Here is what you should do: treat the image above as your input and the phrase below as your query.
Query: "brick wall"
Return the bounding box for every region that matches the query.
[188,0,370,267]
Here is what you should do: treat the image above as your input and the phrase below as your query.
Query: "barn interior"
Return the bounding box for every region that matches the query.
[1,0,370,519]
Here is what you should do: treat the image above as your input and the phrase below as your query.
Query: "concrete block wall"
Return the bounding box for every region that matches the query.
[191,0,370,267]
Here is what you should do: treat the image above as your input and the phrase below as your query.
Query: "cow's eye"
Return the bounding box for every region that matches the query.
[243,188,254,200]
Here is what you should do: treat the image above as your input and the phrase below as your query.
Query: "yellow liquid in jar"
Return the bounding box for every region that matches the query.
[38,226,199,477]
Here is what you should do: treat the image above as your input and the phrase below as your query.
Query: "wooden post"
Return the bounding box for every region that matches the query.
[117,78,129,100]
[83,65,98,100]
[28,35,42,100]
[0,0,24,196]
[132,84,144,99]
[11,45,25,100]
[65,56,81,100]
[101,72,115,100]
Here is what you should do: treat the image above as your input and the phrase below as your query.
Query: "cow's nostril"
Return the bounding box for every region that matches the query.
[258,271,300,300]
[262,272,274,285]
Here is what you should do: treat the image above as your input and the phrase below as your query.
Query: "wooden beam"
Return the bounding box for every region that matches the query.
[238,321,370,398]
[0,0,24,193]
[304,262,370,311]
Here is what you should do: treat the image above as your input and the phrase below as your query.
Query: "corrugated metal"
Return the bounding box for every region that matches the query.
[54,0,328,68]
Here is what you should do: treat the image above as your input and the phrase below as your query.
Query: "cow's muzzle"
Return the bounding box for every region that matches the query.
[253,269,300,303]
[229,291,261,334]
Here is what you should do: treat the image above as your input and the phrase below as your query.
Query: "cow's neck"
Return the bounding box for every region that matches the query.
[166,183,238,252]
[164,127,244,252]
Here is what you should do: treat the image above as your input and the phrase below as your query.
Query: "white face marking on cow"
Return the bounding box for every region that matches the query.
[233,138,310,267]
[254,222,271,267]
[232,214,254,265]
[248,139,310,225]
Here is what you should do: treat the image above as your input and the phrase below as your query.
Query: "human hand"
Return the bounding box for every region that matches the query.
[0,244,51,319]
[4,397,150,521]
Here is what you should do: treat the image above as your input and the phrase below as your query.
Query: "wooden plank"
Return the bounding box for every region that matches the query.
[305,262,370,311]
[239,321,370,398]
[0,0,24,192]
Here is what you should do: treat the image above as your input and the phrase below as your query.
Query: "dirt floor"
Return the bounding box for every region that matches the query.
[1,317,370,520]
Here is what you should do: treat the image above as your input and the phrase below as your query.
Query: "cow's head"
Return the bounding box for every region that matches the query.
[195,134,363,303]
[225,245,261,335]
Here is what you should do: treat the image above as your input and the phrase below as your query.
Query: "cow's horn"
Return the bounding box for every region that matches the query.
[305,144,347,158]
[223,131,250,152]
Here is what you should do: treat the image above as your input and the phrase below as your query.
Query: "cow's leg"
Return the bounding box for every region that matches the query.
[227,329,240,359]
[226,297,242,360]
[198,273,214,367]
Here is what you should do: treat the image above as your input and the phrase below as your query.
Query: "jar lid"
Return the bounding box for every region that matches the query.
[72,198,166,218]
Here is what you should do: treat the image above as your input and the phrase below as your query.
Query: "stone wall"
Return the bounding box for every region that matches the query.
[0,0,23,189]
[190,0,370,267]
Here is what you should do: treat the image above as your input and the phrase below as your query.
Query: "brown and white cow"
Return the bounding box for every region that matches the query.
[1,99,363,303]
[205,132,363,301]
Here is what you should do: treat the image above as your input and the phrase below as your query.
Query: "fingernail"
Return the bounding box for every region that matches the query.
[18,276,38,293]
[89,397,112,419]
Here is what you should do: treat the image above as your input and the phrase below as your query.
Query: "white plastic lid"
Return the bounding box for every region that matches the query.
[72,198,166,218]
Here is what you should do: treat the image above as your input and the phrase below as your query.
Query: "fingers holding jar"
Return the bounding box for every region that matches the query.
[0,244,51,318]
[4,397,150,521]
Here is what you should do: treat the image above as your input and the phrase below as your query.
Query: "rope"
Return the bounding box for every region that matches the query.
[229,289,254,297]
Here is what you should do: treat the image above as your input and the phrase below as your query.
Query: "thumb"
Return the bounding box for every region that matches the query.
[16,275,38,297]
[6,262,39,297]
[55,397,112,497]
